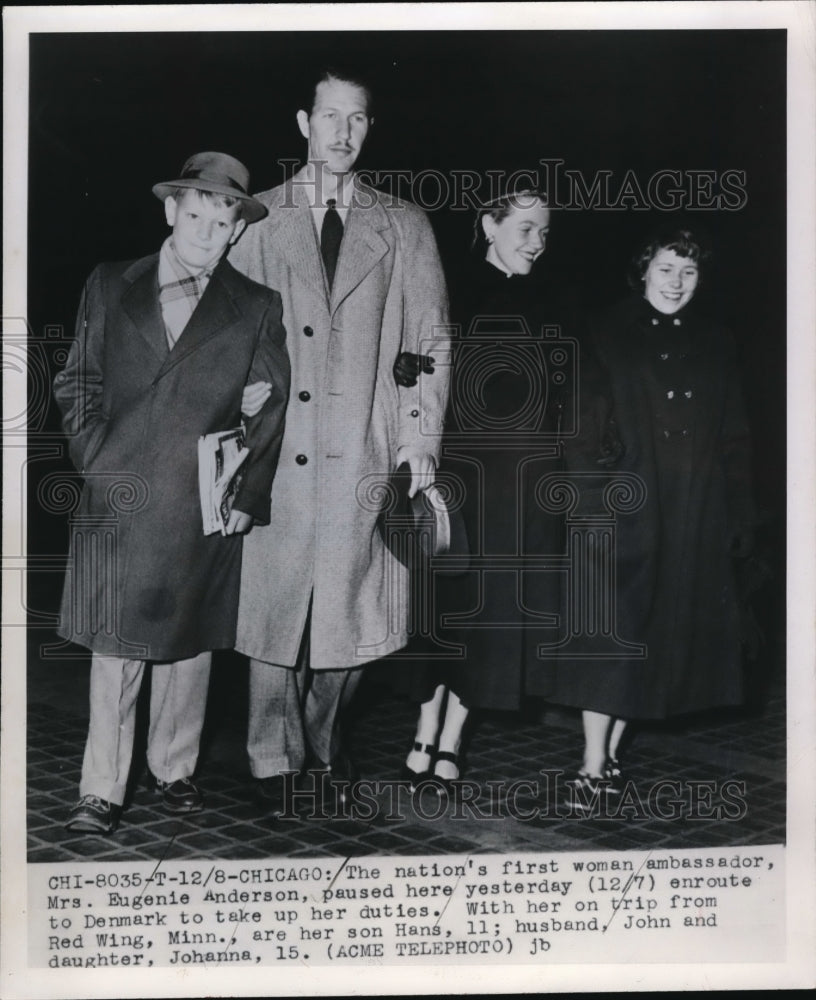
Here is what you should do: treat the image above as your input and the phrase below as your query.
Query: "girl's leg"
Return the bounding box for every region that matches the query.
[434,691,469,780]
[406,684,446,773]
[581,710,611,778]
[607,717,628,763]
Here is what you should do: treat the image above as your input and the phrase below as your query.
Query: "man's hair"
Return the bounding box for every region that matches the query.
[169,186,244,218]
[301,65,374,117]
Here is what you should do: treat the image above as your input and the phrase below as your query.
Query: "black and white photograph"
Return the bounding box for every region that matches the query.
[2,2,814,995]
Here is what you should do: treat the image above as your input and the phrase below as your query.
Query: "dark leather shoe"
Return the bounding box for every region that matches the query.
[66,795,120,834]
[154,776,203,814]
[324,750,359,784]
[255,774,299,819]
[306,751,359,811]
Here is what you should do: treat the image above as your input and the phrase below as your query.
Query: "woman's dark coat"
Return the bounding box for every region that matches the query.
[545,296,755,719]
[53,254,290,661]
[393,256,601,710]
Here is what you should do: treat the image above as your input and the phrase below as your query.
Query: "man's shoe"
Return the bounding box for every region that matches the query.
[322,750,359,784]
[66,795,120,834]
[154,776,204,814]
[306,751,359,811]
[255,775,299,819]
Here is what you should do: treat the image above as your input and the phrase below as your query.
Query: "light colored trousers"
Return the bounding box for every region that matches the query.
[247,634,362,777]
[79,652,211,805]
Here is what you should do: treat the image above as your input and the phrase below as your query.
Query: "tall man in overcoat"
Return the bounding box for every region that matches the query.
[230,67,450,807]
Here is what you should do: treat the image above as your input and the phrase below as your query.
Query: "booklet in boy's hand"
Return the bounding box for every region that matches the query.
[198,426,251,535]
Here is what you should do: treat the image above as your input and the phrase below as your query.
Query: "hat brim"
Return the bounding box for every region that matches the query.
[376,468,469,569]
[152,180,267,223]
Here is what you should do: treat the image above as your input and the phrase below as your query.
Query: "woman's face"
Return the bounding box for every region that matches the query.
[643,248,699,314]
[483,201,550,275]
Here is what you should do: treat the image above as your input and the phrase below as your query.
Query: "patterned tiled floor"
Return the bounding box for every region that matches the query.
[26,641,786,861]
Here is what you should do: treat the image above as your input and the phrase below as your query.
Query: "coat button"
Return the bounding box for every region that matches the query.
[299,391,311,402]
[659,353,669,360]
[684,390,693,399]
[303,326,314,337]
[410,409,419,418]
[296,454,308,465]
[666,390,675,399]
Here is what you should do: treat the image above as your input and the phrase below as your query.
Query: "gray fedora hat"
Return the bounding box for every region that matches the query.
[152,151,267,223]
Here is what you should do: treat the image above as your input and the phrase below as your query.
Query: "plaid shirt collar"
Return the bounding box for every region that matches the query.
[158,237,217,302]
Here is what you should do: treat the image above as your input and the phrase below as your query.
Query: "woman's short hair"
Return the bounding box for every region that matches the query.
[471,185,548,252]
[628,228,712,290]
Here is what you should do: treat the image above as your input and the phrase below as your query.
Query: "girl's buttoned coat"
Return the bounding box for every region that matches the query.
[229,173,450,669]
[53,254,290,661]
[546,296,756,719]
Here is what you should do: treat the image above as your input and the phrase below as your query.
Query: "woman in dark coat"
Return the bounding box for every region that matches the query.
[550,228,756,796]
[398,188,580,787]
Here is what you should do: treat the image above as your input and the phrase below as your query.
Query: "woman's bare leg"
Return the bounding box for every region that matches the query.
[406,684,446,773]
[434,691,469,780]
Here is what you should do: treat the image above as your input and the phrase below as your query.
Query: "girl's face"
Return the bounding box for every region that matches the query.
[483,201,550,276]
[644,248,699,314]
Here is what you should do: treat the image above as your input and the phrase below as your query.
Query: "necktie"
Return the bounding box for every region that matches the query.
[321,198,343,290]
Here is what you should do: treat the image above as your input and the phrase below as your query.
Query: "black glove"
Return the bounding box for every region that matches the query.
[393,351,435,388]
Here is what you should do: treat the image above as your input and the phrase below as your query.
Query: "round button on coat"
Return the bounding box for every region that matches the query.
[295,454,308,465]
[303,326,314,337]
[299,391,311,402]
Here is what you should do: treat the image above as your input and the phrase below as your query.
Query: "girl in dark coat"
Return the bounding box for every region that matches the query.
[550,229,756,797]
[398,189,577,787]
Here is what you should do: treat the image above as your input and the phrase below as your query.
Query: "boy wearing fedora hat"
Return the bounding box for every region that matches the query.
[55,152,290,834]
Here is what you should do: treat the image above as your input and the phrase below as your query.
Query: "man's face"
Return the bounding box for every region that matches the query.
[164,189,246,271]
[297,77,371,176]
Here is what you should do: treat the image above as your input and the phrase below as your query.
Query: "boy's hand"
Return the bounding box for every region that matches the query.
[242,380,272,418]
[225,509,254,535]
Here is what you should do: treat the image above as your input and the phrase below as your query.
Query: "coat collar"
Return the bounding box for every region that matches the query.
[120,254,242,378]
[273,168,391,312]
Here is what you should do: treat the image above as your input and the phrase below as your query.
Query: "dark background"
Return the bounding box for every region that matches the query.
[27,29,786,630]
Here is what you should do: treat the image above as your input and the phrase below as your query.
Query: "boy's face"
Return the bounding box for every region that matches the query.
[164,189,246,270]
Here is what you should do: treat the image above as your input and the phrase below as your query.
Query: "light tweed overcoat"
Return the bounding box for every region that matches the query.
[229,171,450,669]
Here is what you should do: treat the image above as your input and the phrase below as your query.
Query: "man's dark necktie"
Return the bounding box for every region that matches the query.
[320,198,343,290]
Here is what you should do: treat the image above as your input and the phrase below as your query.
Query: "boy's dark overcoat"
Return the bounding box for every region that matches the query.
[54,253,289,661]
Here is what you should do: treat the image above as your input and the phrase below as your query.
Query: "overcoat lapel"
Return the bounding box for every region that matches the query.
[120,256,168,362]
[331,191,390,312]
[154,263,242,380]
[276,179,331,301]
[278,172,391,312]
